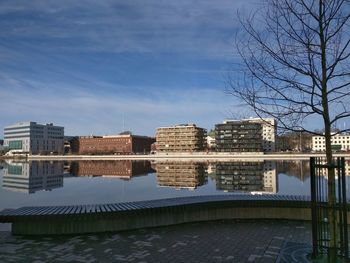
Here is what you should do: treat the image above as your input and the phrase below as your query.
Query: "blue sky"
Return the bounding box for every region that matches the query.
[0,0,258,137]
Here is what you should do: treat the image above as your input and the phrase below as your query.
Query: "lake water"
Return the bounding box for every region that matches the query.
[0,159,349,210]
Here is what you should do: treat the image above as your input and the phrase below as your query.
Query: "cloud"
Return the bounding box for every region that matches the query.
[0,0,260,137]
[0,74,238,137]
[0,0,255,58]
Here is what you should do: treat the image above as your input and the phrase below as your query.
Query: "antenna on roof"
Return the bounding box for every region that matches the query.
[123,112,125,132]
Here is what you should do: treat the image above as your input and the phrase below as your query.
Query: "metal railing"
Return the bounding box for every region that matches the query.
[310,157,349,259]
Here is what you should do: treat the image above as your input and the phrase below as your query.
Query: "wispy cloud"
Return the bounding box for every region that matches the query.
[0,0,258,137]
[0,0,254,57]
[0,74,239,136]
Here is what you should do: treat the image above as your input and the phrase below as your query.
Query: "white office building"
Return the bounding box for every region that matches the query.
[312,134,350,152]
[3,121,64,155]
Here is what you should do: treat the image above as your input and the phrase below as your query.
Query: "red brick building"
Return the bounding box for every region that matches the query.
[71,135,155,155]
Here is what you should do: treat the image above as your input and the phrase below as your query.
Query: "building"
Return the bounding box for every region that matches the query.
[64,136,77,154]
[312,134,350,152]
[2,161,64,194]
[71,134,155,155]
[215,118,277,152]
[3,121,64,154]
[69,160,153,179]
[156,124,206,152]
[243,118,276,152]
[215,121,263,152]
[155,162,207,190]
[206,135,216,150]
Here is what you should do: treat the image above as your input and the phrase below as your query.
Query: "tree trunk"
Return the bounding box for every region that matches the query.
[324,126,337,261]
[319,1,337,260]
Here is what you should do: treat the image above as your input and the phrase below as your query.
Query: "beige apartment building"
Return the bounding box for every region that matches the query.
[156,124,206,152]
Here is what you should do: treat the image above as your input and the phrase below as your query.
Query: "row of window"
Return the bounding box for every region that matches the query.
[314,141,350,144]
[314,136,350,140]
[4,126,31,131]
[4,130,30,135]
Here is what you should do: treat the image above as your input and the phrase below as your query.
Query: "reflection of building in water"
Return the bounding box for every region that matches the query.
[215,161,277,193]
[262,161,277,193]
[206,163,216,175]
[155,162,207,190]
[308,160,350,177]
[216,162,264,192]
[69,160,153,180]
[3,161,64,194]
[277,161,310,181]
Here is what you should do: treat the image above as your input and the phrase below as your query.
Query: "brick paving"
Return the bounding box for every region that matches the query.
[0,220,312,263]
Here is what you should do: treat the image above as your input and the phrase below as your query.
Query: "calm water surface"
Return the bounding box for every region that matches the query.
[0,160,349,210]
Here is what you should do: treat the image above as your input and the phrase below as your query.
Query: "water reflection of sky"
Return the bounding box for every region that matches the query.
[0,160,349,210]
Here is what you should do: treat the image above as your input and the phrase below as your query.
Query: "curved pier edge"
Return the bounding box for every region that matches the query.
[0,195,346,235]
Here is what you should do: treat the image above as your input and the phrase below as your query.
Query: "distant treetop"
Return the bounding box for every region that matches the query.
[119,131,132,135]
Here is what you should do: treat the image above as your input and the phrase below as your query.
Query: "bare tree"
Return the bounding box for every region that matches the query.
[230,0,350,259]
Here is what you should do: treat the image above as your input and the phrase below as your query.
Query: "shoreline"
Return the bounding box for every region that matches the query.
[1,152,350,161]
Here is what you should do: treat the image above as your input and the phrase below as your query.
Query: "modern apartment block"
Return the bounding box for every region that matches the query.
[243,118,276,152]
[71,134,155,155]
[156,124,206,152]
[215,118,276,153]
[3,121,64,154]
[3,161,64,194]
[312,134,350,152]
[215,121,263,152]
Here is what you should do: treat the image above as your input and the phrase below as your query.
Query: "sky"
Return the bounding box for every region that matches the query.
[0,0,258,137]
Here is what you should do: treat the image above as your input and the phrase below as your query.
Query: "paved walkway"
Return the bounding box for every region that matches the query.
[0,220,312,263]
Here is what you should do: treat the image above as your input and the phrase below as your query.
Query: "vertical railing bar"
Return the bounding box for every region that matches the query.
[318,158,323,250]
[320,158,325,250]
[337,157,344,256]
[317,158,320,251]
[319,158,325,250]
[310,157,318,257]
[323,157,328,250]
[340,157,348,259]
